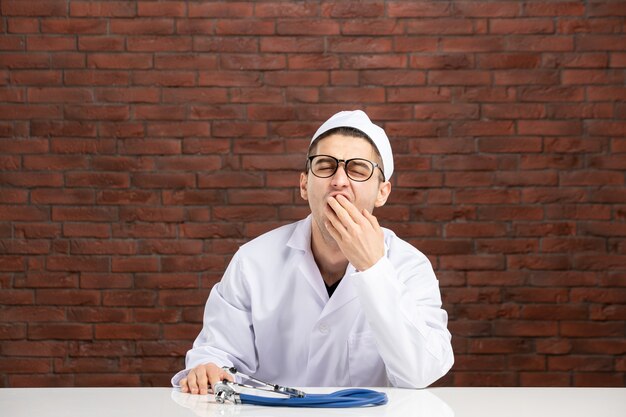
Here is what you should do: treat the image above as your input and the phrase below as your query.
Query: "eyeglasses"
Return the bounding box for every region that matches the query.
[307,154,384,182]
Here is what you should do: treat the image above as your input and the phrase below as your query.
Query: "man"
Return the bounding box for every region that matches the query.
[172,110,453,394]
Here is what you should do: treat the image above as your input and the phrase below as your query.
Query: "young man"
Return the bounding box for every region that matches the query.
[172,110,453,394]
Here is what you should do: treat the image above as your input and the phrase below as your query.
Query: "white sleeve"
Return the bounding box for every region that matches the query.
[171,253,257,388]
[350,248,454,388]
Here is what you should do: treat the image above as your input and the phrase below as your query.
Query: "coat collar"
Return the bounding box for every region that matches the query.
[286,214,312,252]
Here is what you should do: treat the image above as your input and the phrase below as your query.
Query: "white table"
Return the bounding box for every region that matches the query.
[1,387,625,417]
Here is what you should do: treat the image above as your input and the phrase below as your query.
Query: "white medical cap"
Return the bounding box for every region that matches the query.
[310,110,394,180]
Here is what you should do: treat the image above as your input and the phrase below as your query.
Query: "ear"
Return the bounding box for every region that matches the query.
[299,172,309,201]
[374,181,391,208]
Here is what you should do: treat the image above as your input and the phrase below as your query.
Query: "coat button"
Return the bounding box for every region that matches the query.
[318,323,329,334]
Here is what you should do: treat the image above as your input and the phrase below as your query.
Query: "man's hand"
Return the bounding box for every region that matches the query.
[180,363,234,395]
[325,195,385,271]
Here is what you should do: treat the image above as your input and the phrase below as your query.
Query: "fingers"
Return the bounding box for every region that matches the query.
[182,364,236,395]
[325,207,349,240]
[326,198,352,230]
[180,377,189,393]
[185,367,208,395]
[327,195,362,226]
[362,208,380,229]
[334,195,363,221]
[207,367,234,393]
[195,367,210,395]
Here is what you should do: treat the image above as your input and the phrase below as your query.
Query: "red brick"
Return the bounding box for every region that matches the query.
[29,323,93,340]
[490,18,554,34]
[439,255,505,271]
[30,189,93,206]
[441,37,505,52]
[386,87,450,104]
[161,255,224,273]
[341,54,407,69]
[264,71,328,87]
[192,36,257,52]
[70,2,137,17]
[101,118,153,137]
[109,18,174,35]
[478,53,541,69]
[211,121,266,138]
[119,138,180,155]
[495,69,560,86]
[389,37,436,53]
[183,138,230,155]
[0,104,63,119]
[87,53,152,69]
[25,35,74,51]
[95,324,159,340]
[453,121,515,136]
[0,358,52,374]
[189,2,253,17]
[276,20,339,35]
[578,35,626,51]
[50,52,85,69]
[27,87,94,103]
[404,18,472,35]
[6,17,38,33]
[137,1,186,17]
[573,373,625,387]
[2,1,67,16]
[340,19,404,35]
[64,104,129,121]
[287,54,340,70]
[161,87,228,103]
[216,19,274,35]
[9,70,59,86]
[411,56,470,72]
[220,54,285,70]
[41,19,107,34]
[321,2,382,17]
[327,37,392,53]
[12,224,59,240]
[126,36,191,53]
[330,70,359,86]
[146,121,210,138]
[157,156,222,172]
[246,105,296,121]
[387,2,451,17]
[64,70,128,86]
[77,36,123,51]
[133,105,186,121]
[0,53,49,69]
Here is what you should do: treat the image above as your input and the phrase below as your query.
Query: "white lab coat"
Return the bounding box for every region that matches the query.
[171,215,453,388]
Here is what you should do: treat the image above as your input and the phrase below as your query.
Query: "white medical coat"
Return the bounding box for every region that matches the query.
[172,215,453,388]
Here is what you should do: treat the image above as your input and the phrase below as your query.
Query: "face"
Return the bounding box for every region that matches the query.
[300,134,391,243]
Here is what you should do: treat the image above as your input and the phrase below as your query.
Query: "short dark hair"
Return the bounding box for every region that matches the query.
[305,126,385,181]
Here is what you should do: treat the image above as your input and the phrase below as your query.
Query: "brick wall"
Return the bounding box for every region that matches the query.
[1,0,625,387]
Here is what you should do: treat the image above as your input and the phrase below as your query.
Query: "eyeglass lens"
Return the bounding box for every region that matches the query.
[310,156,374,181]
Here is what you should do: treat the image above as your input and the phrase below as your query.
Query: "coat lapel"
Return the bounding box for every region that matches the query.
[287,215,328,305]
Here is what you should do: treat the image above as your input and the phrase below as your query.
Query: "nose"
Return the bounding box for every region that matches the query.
[331,162,350,187]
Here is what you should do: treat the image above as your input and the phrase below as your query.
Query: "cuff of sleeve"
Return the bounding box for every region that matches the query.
[171,369,189,388]
[352,256,400,287]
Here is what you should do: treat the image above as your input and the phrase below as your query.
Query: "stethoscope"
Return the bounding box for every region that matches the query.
[213,367,388,408]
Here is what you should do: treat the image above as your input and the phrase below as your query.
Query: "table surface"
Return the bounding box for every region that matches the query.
[2,387,625,417]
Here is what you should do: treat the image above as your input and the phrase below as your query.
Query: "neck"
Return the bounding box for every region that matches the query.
[310,220,349,287]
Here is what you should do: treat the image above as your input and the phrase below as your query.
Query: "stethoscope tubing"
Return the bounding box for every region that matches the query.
[238,388,388,408]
